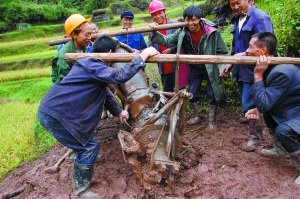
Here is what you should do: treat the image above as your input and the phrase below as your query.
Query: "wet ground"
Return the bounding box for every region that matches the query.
[1,109,300,198]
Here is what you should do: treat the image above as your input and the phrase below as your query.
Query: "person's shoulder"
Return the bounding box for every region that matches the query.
[272,64,298,75]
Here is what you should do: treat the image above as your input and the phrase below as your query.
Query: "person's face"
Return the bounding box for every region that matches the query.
[121,17,133,29]
[90,23,99,34]
[151,10,166,25]
[185,15,201,33]
[246,37,264,56]
[230,0,251,16]
[74,23,92,49]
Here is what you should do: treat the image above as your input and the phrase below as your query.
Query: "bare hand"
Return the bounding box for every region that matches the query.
[140,47,159,61]
[118,110,129,124]
[254,55,271,74]
[149,23,158,29]
[132,49,141,53]
[162,48,172,54]
[245,108,260,120]
[220,64,233,77]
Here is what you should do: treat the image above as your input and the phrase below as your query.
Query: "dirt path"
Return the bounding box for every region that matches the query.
[1,110,300,198]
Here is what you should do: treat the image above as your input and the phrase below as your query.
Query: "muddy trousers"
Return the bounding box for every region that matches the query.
[264,112,300,153]
[38,110,99,164]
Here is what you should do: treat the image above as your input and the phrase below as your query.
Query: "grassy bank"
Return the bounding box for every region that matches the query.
[0,76,55,179]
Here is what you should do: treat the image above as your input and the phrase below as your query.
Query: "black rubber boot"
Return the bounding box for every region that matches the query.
[187,101,202,125]
[208,105,217,130]
[243,119,263,152]
[261,128,286,156]
[72,161,94,196]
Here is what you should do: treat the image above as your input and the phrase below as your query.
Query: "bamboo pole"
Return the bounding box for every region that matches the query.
[64,53,300,65]
[48,22,186,46]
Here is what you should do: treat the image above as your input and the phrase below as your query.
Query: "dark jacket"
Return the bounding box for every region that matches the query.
[148,19,178,75]
[51,40,88,83]
[39,56,146,146]
[231,5,274,83]
[250,64,300,134]
[152,18,228,104]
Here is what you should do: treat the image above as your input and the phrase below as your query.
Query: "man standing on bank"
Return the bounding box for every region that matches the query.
[116,10,147,53]
[220,0,275,150]
[147,0,178,92]
[150,5,228,130]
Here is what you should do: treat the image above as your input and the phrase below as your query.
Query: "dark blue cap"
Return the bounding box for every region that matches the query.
[120,10,134,19]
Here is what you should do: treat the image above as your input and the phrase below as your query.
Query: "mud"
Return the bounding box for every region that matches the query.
[1,109,300,198]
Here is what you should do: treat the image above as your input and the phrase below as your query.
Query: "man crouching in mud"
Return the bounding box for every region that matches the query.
[38,35,159,197]
[244,32,300,184]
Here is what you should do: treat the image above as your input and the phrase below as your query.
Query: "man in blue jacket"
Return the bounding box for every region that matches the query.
[38,35,159,196]
[244,32,300,184]
[116,10,147,53]
[220,0,275,150]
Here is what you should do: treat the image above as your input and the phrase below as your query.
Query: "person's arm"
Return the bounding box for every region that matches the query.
[104,88,122,117]
[151,28,180,48]
[103,88,128,123]
[251,56,290,113]
[54,55,73,83]
[86,47,159,84]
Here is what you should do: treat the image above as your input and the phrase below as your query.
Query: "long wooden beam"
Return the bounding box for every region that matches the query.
[64,53,300,65]
[48,22,186,46]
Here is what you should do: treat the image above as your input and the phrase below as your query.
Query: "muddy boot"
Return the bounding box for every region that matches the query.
[261,128,286,156]
[207,105,217,131]
[187,101,202,125]
[243,119,263,152]
[289,150,300,184]
[72,162,98,196]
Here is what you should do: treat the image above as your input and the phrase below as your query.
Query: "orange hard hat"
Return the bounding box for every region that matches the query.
[64,14,91,37]
[149,0,165,14]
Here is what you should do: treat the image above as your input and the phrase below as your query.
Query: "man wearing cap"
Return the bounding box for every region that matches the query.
[148,0,178,92]
[116,10,147,53]
[51,14,92,83]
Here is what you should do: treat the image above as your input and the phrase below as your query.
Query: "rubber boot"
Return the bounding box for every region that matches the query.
[187,101,202,125]
[289,150,300,184]
[243,119,263,152]
[261,128,286,156]
[72,161,97,196]
[207,105,217,130]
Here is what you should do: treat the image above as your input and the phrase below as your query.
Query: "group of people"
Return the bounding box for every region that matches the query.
[38,0,300,196]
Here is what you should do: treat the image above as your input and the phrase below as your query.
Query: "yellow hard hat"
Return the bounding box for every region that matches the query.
[64,14,92,37]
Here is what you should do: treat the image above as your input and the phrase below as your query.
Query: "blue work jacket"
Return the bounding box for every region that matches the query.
[39,56,146,146]
[251,64,300,134]
[116,33,147,51]
[231,5,274,83]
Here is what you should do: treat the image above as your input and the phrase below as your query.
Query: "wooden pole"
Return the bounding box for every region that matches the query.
[64,53,300,65]
[48,22,186,46]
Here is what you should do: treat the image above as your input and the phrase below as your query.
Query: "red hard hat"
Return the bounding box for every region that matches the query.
[149,0,165,14]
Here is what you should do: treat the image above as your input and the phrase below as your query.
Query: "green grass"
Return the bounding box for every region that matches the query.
[0,101,56,178]
[0,67,51,82]
[0,77,55,179]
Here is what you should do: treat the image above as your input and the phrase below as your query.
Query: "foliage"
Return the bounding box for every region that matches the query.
[256,0,300,56]
[84,0,109,14]
[0,1,76,29]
